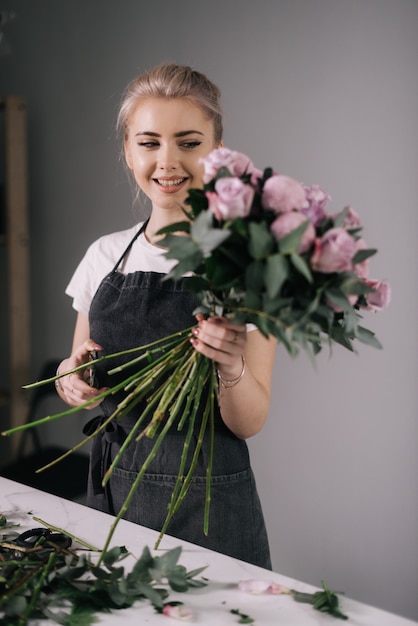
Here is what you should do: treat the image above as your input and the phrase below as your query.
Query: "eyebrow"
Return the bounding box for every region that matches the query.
[135,130,204,137]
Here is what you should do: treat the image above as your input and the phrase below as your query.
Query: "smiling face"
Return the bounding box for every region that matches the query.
[124,98,218,217]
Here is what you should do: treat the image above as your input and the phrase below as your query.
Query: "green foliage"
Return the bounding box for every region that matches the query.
[231,607,255,623]
[0,519,207,625]
[157,169,384,358]
[291,579,348,620]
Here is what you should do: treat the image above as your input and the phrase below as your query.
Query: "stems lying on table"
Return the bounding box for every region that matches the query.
[0,513,207,625]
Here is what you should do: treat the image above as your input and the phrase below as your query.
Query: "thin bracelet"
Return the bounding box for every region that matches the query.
[217,354,246,389]
[55,367,64,392]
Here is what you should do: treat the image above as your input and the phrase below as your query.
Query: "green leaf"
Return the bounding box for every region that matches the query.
[291,580,348,620]
[278,220,309,254]
[333,206,349,228]
[325,289,354,313]
[65,605,101,625]
[191,210,231,256]
[265,254,288,298]
[168,570,190,592]
[163,234,200,261]
[166,254,203,280]
[214,166,233,180]
[343,310,359,335]
[356,325,383,349]
[245,261,266,294]
[290,253,312,283]
[248,221,274,259]
[352,248,377,264]
[339,274,374,296]
[150,546,182,581]
[231,608,255,623]
[4,594,27,616]
[102,546,126,567]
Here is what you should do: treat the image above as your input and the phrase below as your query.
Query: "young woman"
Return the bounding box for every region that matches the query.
[56,63,276,569]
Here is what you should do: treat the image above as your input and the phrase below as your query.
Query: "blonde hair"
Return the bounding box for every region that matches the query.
[117,63,223,144]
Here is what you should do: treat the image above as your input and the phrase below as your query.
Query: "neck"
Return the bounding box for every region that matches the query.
[145,208,188,245]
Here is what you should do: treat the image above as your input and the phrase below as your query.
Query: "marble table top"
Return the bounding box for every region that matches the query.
[0,477,416,625]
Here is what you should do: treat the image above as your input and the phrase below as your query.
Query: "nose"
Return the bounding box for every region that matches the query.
[157,143,179,170]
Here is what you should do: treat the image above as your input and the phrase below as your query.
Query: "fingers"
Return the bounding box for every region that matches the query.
[73,339,103,361]
[57,339,107,408]
[191,316,246,366]
[61,373,107,409]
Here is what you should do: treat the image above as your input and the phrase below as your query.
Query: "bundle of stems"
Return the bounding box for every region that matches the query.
[2,327,217,554]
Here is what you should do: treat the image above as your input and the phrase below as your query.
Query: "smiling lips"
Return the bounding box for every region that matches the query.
[154,177,188,192]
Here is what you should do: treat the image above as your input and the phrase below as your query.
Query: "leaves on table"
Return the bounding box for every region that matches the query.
[291,579,349,620]
[0,515,207,625]
[231,607,255,623]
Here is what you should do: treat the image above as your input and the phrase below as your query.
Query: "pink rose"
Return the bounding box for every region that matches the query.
[208,177,254,220]
[238,579,291,595]
[310,227,357,273]
[200,147,256,183]
[262,174,307,213]
[238,579,272,594]
[338,205,361,229]
[205,191,222,220]
[162,603,193,620]
[250,166,264,188]
[352,238,370,279]
[271,211,315,254]
[363,279,391,311]
[302,184,330,225]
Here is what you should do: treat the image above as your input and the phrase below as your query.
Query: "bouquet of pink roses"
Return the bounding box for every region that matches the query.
[3,147,390,554]
[159,146,390,355]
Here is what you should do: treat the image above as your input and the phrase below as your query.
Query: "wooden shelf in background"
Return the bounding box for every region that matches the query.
[1,95,31,455]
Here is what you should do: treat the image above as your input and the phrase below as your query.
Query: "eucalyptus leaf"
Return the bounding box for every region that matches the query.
[245,260,266,294]
[248,221,274,259]
[191,210,231,256]
[339,274,374,296]
[265,254,288,298]
[290,253,312,283]
[352,247,377,264]
[0,529,206,625]
[332,206,350,228]
[4,594,27,616]
[356,325,383,349]
[163,234,200,261]
[325,289,355,313]
[278,220,309,254]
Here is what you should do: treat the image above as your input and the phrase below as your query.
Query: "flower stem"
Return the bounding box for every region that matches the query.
[154,356,213,549]
[32,517,101,551]
[18,551,57,625]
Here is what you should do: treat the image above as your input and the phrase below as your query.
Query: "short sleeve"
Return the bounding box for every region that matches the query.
[65,243,103,316]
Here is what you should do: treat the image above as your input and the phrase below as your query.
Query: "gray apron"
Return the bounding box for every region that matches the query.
[85,222,271,568]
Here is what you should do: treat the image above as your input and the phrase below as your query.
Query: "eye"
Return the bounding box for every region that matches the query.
[180,140,202,149]
[138,141,159,148]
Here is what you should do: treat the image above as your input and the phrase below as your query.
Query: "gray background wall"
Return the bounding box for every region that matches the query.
[1,0,417,621]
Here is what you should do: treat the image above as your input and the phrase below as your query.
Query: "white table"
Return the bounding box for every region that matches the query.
[0,477,416,625]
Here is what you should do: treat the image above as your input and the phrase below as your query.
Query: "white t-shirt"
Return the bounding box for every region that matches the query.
[66,221,176,316]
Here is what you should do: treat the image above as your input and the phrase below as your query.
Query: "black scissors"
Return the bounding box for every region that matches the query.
[13,527,72,558]
[1,527,72,583]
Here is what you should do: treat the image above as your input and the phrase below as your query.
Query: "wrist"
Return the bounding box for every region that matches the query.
[217,354,246,389]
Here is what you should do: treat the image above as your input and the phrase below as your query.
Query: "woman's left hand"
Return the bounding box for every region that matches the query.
[190,314,246,380]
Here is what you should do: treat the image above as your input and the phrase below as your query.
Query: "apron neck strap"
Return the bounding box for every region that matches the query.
[111,218,149,274]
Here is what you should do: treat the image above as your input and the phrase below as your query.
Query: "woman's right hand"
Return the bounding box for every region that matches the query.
[56,339,108,408]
